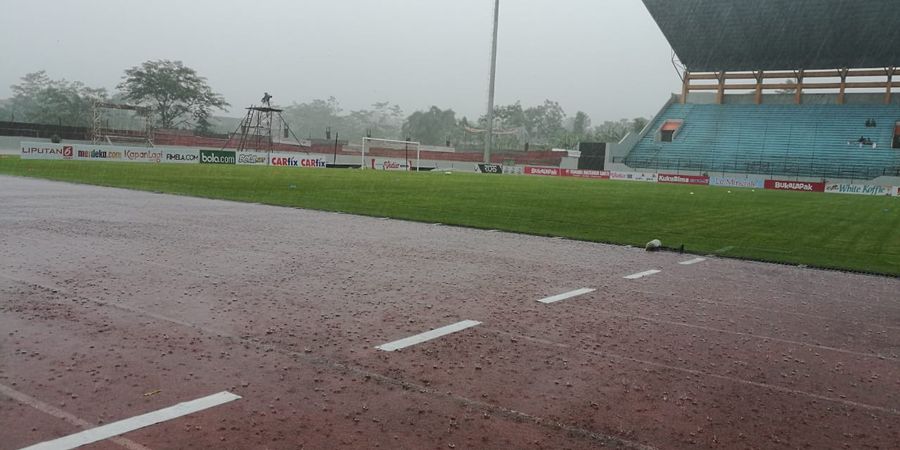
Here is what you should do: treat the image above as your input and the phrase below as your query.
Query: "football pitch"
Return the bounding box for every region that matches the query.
[1,156,898,276]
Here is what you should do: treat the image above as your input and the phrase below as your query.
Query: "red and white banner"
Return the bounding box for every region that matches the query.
[561,169,610,179]
[764,180,826,192]
[524,166,560,176]
[658,173,710,185]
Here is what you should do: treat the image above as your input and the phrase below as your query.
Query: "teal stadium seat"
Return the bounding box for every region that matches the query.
[625,103,900,179]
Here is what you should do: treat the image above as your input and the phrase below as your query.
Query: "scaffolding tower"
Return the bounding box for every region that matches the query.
[222,104,307,152]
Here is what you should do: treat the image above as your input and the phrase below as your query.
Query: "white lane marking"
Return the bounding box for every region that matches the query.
[376,320,481,351]
[624,270,661,280]
[21,392,241,450]
[0,384,149,450]
[537,288,596,304]
[679,257,707,266]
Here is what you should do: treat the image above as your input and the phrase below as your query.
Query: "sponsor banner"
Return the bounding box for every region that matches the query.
[370,158,408,171]
[709,176,765,189]
[22,141,160,163]
[824,183,892,196]
[236,151,269,166]
[764,180,825,192]
[75,146,125,161]
[658,173,709,185]
[270,152,328,168]
[163,148,200,164]
[200,150,236,165]
[610,171,658,182]
[20,142,74,160]
[476,163,503,174]
[561,169,610,179]
[894,186,900,197]
[123,148,162,163]
[524,166,560,176]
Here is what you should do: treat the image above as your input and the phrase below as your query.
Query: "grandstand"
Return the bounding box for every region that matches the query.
[619,0,900,180]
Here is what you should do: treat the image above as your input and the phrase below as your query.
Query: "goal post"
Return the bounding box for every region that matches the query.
[361,137,422,171]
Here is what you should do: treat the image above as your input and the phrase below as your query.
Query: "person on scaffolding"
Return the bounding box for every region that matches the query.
[261,92,272,107]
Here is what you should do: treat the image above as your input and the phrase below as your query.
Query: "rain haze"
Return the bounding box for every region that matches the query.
[0,0,679,122]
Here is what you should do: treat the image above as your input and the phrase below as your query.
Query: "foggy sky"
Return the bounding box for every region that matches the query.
[0,0,681,123]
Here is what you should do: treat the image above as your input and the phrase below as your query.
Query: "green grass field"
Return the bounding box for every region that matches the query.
[2,156,898,275]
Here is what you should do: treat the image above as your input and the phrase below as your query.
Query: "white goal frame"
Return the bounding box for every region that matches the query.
[361,137,422,171]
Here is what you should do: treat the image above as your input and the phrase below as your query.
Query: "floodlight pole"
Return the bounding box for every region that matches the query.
[484,0,500,163]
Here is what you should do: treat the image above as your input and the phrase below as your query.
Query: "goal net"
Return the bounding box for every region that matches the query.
[361,137,422,171]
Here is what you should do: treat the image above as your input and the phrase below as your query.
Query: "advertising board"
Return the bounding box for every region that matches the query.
[658,173,710,185]
[270,152,328,168]
[709,176,765,189]
[561,169,610,179]
[20,143,73,160]
[610,171,658,182]
[764,180,826,192]
[824,183,892,196]
[200,150,236,165]
[236,151,269,166]
[163,148,200,164]
[524,166,560,176]
[476,164,503,174]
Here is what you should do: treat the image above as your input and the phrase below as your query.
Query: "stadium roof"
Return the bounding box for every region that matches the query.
[642,0,900,72]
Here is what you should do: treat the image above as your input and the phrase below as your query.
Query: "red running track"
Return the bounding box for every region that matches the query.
[0,176,898,449]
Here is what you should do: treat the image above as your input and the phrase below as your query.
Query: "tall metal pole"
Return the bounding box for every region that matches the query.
[485,0,500,163]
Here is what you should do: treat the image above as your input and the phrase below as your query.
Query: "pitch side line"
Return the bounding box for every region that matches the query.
[376,320,481,351]
[679,257,707,265]
[538,288,596,304]
[21,392,241,450]
[624,270,661,280]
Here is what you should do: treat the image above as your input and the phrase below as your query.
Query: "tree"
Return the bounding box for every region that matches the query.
[572,111,591,136]
[631,117,649,133]
[348,101,404,139]
[118,60,228,129]
[525,100,566,143]
[402,106,457,145]
[283,96,343,139]
[8,71,107,126]
[592,117,649,143]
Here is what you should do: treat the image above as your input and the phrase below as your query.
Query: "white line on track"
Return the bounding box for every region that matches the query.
[376,320,481,351]
[20,391,241,450]
[679,257,707,266]
[624,270,661,280]
[0,384,150,450]
[538,288,596,304]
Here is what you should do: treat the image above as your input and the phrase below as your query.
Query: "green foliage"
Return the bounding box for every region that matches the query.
[402,106,457,145]
[118,60,228,129]
[8,71,107,126]
[2,158,897,275]
[592,118,649,143]
[281,98,404,142]
[572,111,591,136]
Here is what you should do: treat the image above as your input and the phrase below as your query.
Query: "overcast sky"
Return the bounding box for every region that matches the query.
[0,0,680,123]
